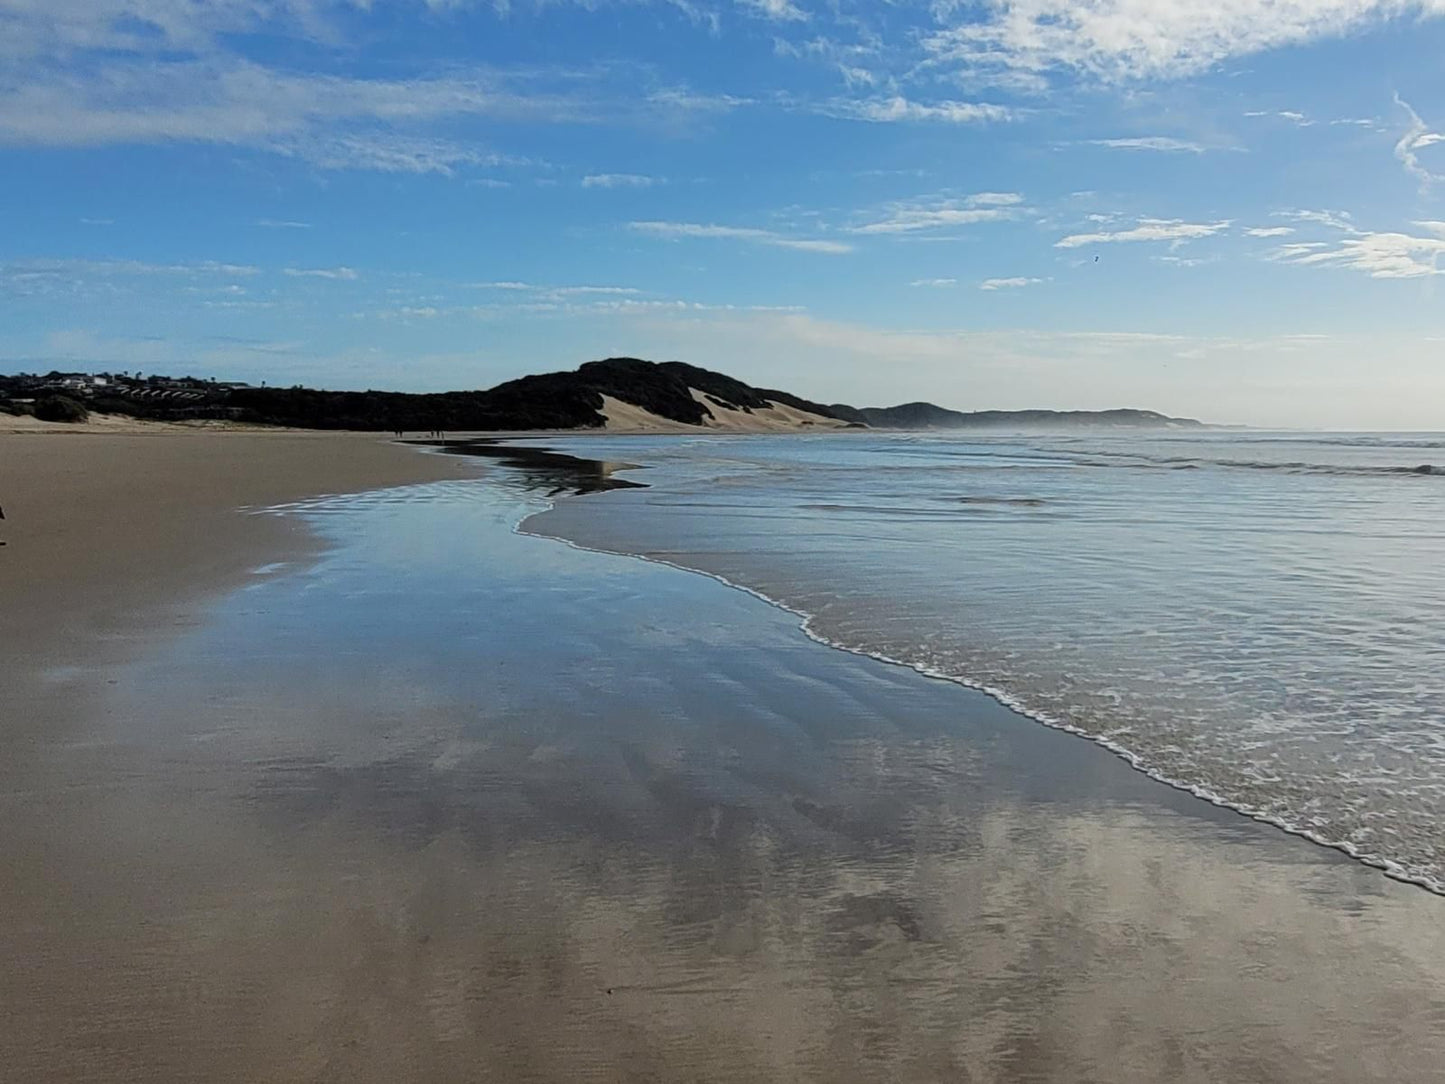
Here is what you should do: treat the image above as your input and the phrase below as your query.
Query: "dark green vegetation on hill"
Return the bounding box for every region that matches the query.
[0,360,1202,431]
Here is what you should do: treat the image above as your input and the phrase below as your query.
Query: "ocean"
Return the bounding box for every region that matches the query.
[524,429,1445,891]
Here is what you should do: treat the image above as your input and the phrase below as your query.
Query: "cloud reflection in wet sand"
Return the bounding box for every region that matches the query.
[5,470,1444,1082]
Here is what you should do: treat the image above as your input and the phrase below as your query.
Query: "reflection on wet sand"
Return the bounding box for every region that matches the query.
[4,459,1445,1082]
[414,437,647,495]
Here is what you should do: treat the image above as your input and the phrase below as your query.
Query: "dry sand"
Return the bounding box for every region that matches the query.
[0,427,475,733]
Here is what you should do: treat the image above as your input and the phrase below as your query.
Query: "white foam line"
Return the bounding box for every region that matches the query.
[510,476,1445,899]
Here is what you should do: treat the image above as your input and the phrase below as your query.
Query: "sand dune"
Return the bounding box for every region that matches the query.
[598,388,849,432]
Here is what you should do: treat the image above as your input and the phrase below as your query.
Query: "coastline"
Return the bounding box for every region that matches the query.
[513,431,1445,896]
[0,428,477,736]
[5,428,1445,1080]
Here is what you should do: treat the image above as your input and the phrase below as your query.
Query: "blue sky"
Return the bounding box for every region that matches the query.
[2,1,1444,427]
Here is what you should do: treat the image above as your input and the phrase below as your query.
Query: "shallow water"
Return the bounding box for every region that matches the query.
[526,430,1445,890]
[6,458,1445,1081]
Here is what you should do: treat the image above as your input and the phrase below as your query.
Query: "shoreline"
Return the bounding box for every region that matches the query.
[0,429,477,741]
[503,434,1445,897]
[5,429,1445,1079]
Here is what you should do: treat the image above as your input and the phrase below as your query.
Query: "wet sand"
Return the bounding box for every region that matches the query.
[3,437,1445,1081]
[0,428,474,679]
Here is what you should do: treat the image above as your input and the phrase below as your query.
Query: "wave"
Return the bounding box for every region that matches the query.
[512,487,1445,900]
[1078,452,1443,477]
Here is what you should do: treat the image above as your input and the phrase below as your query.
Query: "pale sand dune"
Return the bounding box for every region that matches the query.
[597,389,849,432]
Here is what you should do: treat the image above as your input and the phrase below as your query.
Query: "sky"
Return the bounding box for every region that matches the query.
[2,1,1444,427]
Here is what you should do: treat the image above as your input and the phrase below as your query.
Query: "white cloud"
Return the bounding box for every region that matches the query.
[970,192,1026,206]
[284,266,360,280]
[630,220,853,253]
[980,277,1043,289]
[256,218,311,229]
[1395,94,1445,188]
[582,173,662,188]
[819,97,1014,124]
[924,1,1445,83]
[910,278,957,287]
[736,0,808,21]
[853,192,1026,235]
[1085,137,1211,153]
[0,58,565,175]
[1055,218,1231,248]
[1245,227,1294,237]
[546,285,644,296]
[1279,208,1356,231]
[1,257,259,282]
[1271,226,1445,278]
[1245,110,1315,126]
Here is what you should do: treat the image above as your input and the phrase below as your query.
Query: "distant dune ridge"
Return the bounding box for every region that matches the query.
[2,357,1202,431]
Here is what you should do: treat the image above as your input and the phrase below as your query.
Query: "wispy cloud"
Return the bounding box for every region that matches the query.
[2,257,258,280]
[582,173,663,188]
[1268,215,1445,278]
[853,192,1026,235]
[1056,218,1231,248]
[923,1,1445,84]
[1244,110,1315,126]
[0,59,567,175]
[256,218,311,229]
[284,266,359,280]
[629,220,853,253]
[1244,226,1294,237]
[980,277,1043,290]
[910,278,957,287]
[1084,137,1212,153]
[819,97,1013,124]
[547,285,645,297]
[736,0,808,22]
[1394,94,1444,188]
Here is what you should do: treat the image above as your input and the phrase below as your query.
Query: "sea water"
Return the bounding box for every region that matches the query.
[525,430,1445,890]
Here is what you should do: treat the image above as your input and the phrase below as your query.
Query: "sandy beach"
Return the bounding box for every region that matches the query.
[4,428,1445,1082]
[0,426,474,668]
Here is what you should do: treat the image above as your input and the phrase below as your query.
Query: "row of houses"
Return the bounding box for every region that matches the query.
[3,372,254,399]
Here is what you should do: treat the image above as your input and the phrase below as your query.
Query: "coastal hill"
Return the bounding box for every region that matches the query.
[845,401,1202,430]
[1,358,1202,431]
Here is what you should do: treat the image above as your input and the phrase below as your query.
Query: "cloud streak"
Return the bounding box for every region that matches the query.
[1269,217,1445,278]
[853,192,1026,235]
[924,1,1445,84]
[1056,218,1231,248]
[1084,137,1213,153]
[629,220,853,253]
[284,266,360,280]
[1395,94,1445,188]
[582,173,663,188]
[818,96,1014,124]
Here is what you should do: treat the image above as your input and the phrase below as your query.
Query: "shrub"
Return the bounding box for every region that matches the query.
[34,395,90,423]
